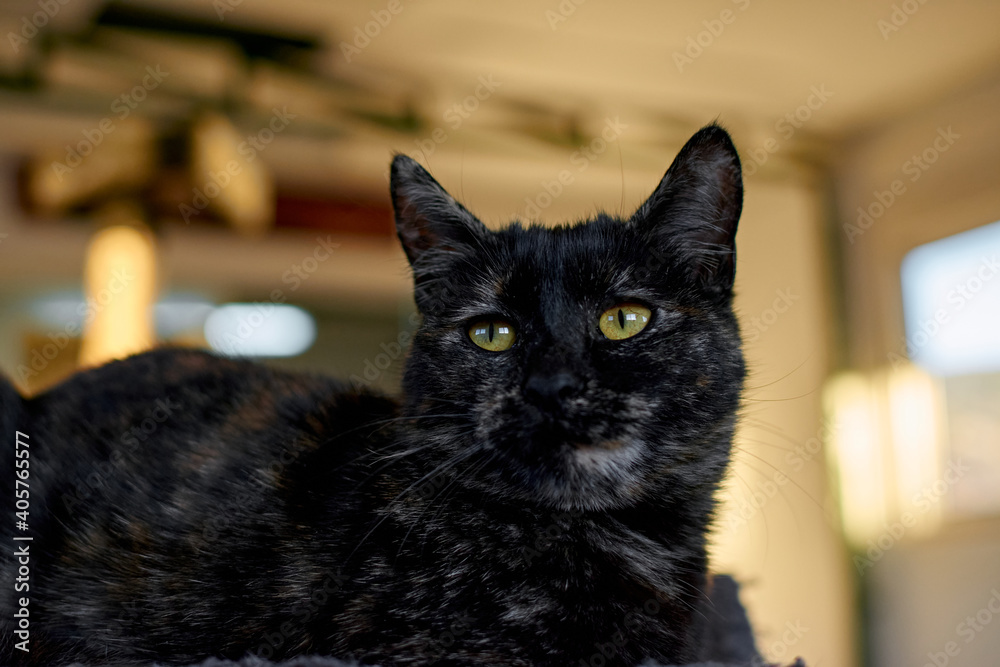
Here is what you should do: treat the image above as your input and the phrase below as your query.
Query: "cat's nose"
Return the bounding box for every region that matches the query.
[524,372,581,412]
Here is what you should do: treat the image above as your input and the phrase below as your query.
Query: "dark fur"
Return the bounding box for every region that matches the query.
[1,125,747,666]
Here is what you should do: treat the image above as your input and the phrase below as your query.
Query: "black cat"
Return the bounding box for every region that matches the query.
[1,124,751,666]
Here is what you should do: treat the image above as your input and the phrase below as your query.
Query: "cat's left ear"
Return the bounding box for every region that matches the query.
[390,154,488,272]
[632,124,743,294]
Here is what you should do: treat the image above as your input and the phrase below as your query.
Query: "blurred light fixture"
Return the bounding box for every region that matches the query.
[25,293,314,358]
[901,219,1000,376]
[886,364,943,514]
[153,294,215,338]
[28,292,214,337]
[823,363,946,548]
[823,372,887,547]
[203,303,316,358]
[79,219,157,367]
[28,290,89,329]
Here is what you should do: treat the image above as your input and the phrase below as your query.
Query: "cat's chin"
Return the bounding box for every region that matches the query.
[568,438,640,472]
[527,438,651,511]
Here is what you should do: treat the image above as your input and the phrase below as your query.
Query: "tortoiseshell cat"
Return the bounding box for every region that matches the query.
[1,125,755,666]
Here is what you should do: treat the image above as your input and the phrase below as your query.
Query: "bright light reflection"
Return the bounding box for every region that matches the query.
[204,303,316,358]
[154,295,215,338]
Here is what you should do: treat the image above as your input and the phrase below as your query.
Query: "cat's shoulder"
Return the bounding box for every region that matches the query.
[33,347,360,400]
[23,347,399,443]
[37,346,326,397]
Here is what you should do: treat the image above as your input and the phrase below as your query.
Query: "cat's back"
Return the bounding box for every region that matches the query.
[10,347,393,509]
[5,347,400,523]
[1,349,399,664]
[28,346,360,445]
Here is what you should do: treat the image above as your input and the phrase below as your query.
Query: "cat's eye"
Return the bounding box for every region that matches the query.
[598,303,651,340]
[468,319,516,351]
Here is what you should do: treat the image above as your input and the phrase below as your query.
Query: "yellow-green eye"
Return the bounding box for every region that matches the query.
[468,319,516,351]
[599,303,651,340]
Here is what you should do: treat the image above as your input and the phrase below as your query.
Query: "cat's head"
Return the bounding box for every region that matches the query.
[391,124,744,513]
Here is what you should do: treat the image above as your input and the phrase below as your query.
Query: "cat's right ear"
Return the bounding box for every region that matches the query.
[390,155,487,275]
[632,124,743,296]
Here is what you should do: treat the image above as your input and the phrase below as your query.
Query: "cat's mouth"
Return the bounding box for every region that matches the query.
[471,391,658,509]
[570,438,625,451]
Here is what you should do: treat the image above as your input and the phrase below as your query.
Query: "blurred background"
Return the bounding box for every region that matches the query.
[0,1,998,665]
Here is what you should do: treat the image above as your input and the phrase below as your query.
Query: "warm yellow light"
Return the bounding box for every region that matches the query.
[823,372,886,547]
[823,365,947,548]
[887,363,944,533]
[79,222,157,367]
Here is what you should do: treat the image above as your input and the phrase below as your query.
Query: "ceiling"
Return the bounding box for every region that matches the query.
[0,0,998,214]
[315,0,1000,134]
[99,0,1000,135]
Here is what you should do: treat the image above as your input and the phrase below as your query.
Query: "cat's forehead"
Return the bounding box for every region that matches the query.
[458,216,653,313]
[434,215,679,322]
[496,216,638,278]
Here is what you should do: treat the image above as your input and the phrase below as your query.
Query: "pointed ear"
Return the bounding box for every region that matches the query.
[632,124,743,294]
[390,154,487,271]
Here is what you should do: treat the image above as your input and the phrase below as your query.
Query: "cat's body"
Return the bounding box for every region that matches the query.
[1,125,750,666]
[1,349,723,666]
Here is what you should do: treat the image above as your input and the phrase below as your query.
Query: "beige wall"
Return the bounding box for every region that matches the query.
[833,69,1000,667]
[713,177,855,667]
